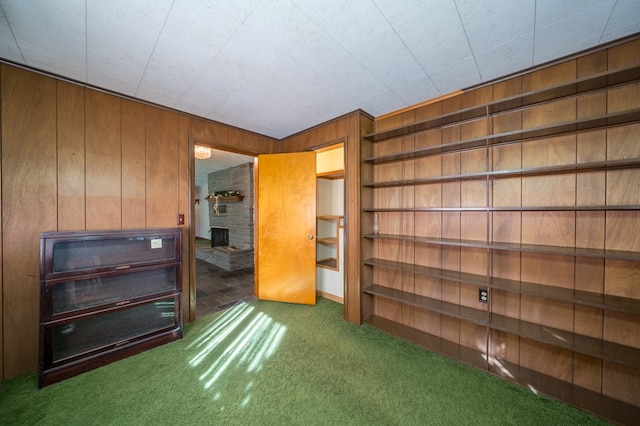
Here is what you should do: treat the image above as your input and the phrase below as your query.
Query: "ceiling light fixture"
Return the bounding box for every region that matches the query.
[194,145,212,160]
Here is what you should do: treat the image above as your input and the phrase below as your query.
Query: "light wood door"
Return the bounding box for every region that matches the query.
[256,152,316,305]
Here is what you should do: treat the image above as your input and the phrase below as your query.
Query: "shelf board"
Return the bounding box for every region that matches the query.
[365,284,488,325]
[363,205,640,212]
[316,258,338,270]
[365,285,640,368]
[490,312,640,369]
[316,237,337,245]
[365,315,640,426]
[363,65,640,143]
[317,215,342,220]
[363,234,640,261]
[363,109,640,165]
[363,257,640,314]
[363,157,640,188]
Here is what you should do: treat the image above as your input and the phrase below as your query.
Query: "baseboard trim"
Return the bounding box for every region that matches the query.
[317,290,343,304]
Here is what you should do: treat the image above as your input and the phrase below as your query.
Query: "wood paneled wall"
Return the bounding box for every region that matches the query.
[0,63,278,380]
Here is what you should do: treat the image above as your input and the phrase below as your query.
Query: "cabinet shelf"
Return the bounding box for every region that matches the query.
[363,258,640,314]
[363,65,640,143]
[364,284,640,369]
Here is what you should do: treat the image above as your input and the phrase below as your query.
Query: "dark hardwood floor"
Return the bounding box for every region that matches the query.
[195,257,256,318]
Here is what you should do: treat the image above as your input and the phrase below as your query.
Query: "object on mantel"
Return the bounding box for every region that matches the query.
[205,191,244,216]
[205,190,244,202]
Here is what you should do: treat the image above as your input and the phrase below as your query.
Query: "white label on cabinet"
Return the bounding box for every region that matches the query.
[150,238,162,249]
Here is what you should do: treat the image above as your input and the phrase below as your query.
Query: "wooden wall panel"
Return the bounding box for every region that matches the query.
[145,107,179,228]
[85,90,122,229]
[178,114,194,321]
[121,99,146,228]
[56,81,85,230]
[0,62,287,380]
[346,113,372,323]
[1,66,57,378]
[608,38,640,69]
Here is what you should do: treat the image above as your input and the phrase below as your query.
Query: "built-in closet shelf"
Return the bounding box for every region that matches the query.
[363,157,640,188]
[316,237,337,245]
[364,284,640,369]
[363,234,640,261]
[363,205,640,212]
[316,258,338,269]
[363,258,640,314]
[363,65,640,143]
[316,215,342,271]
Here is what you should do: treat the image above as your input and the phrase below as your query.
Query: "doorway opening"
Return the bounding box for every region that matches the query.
[194,146,256,318]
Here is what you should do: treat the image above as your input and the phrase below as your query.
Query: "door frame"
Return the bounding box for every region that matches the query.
[188,135,258,321]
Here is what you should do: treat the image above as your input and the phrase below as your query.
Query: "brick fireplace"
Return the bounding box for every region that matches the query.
[204,163,254,271]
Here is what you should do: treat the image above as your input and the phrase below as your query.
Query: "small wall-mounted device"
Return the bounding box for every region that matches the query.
[177,214,185,225]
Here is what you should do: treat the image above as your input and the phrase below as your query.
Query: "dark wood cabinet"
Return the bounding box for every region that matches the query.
[39,228,183,387]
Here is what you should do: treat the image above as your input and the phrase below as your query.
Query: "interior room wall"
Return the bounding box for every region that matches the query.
[0,63,278,381]
[195,185,210,239]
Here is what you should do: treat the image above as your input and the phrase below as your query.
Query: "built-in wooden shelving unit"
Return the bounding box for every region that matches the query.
[359,39,640,425]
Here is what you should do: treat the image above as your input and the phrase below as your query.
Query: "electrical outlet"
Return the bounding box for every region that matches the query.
[479,289,488,303]
[177,214,185,225]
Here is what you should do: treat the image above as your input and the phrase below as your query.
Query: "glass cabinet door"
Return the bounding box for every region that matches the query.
[50,234,178,274]
[49,266,179,317]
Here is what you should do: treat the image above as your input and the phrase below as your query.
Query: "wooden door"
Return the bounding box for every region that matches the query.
[256,152,316,305]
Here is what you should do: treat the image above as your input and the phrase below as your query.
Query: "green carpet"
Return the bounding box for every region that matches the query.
[0,298,608,425]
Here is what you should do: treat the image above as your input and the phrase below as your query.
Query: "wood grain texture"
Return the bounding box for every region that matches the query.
[1,65,57,378]
[85,90,122,229]
[257,152,316,305]
[145,107,179,228]
[363,37,640,421]
[56,81,85,230]
[121,99,146,229]
[178,115,193,321]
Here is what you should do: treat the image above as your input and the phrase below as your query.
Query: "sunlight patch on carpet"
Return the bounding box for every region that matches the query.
[186,302,287,392]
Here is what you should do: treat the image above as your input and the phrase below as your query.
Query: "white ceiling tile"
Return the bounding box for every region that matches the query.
[535,0,615,28]
[0,9,22,62]
[87,49,144,95]
[457,0,535,52]
[429,56,481,93]
[358,89,407,117]
[474,34,534,81]
[86,0,172,68]
[2,0,86,79]
[601,0,640,42]
[533,4,613,64]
